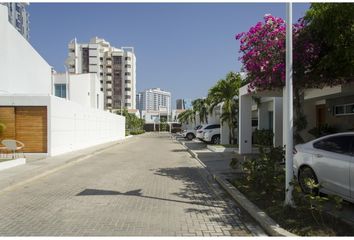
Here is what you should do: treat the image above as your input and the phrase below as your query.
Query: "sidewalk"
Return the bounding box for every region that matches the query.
[178,137,241,179]
[0,136,135,194]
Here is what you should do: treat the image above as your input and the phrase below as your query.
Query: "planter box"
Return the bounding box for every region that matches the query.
[0,158,26,171]
[207,145,238,153]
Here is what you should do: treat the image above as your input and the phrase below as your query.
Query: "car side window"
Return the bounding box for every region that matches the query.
[205,125,220,130]
[313,136,353,155]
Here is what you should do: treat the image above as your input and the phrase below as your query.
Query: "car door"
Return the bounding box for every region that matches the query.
[312,135,352,198]
[350,137,354,200]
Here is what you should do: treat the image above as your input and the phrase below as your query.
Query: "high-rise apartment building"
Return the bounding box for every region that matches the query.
[136,88,171,115]
[176,98,192,110]
[1,3,29,40]
[66,37,136,111]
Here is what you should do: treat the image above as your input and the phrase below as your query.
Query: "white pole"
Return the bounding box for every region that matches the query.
[64,65,69,100]
[285,2,294,206]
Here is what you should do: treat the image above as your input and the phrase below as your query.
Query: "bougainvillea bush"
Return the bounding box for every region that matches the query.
[235,14,319,92]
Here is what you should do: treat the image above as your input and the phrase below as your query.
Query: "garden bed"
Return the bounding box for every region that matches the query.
[232,177,354,236]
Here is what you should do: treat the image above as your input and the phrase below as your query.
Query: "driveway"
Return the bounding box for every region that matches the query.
[0,133,263,236]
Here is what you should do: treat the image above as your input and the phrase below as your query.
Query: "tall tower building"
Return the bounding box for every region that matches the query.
[1,3,29,40]
[66,37,136,111]
[136,88,171,115]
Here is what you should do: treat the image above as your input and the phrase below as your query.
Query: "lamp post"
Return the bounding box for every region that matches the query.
[285,2,294,206]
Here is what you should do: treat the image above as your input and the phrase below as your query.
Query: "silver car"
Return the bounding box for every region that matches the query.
[293,132,354,202]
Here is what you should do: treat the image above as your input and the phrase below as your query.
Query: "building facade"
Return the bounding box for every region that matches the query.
[1,3,29,40]
[176,98,192,110]
[66,37,136,111]
[136,88,171,117]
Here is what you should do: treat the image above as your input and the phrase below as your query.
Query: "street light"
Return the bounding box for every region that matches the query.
[285,2,294,206]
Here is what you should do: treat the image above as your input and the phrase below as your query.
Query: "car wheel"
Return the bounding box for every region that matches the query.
[298,166,319,195]
[211,135,220,144]
[186,133,195,140]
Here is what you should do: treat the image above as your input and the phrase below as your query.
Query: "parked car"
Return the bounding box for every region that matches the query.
[202,124,221,144]
[182,125,202,140]
[293,132,354,203]
[195,124,220,141]
[170,123,182,133]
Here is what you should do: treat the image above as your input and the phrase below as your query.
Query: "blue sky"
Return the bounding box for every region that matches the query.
[28,3,309,108]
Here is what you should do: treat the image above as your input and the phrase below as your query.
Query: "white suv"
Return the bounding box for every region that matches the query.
[182,125,202,140]
[202,124,221,144]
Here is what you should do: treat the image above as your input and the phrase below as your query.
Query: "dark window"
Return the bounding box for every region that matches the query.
[125,57,131,61]
[113,56,122,65]
[125,80,131,84]
[313,135,353,155]
[125,64,131,68]
[82,48,89,73]
[125,72,131,76]
[55,84,66,98]
[205,124,220,130]
[125,103,131,107]
[252,119,258,127]
[125,88,131,91]
[125,95,131,99]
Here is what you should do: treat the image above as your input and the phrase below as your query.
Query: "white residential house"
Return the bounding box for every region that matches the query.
[0,5,125,157]
[66,37,136,111]
[53,73,104,110]
[238,81,354,154]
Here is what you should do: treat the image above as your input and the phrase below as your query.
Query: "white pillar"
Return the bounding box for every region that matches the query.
[258,101,269,130]
[239,94,252,154]
[273,97,283,147]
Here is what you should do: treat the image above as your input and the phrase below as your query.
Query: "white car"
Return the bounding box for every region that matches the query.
[203,125,221,144]
[293,132,354,203]
[182,125,202,140]
[196,124,220,142]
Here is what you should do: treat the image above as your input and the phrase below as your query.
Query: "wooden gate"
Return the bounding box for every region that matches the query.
[0,106,47,153]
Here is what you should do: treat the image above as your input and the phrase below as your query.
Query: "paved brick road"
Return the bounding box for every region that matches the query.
[0,133,263,236]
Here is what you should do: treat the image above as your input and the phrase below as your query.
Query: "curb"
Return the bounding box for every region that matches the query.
[0,138,132,195]
[178,139,296,237]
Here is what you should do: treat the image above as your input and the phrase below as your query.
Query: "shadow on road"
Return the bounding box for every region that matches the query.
[153,166,247,229]
[76,188,223,208]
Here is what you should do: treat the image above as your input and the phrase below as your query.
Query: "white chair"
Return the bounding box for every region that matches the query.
[1,139,25,159]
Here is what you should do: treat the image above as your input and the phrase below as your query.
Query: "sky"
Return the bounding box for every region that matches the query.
[28,3,310,108]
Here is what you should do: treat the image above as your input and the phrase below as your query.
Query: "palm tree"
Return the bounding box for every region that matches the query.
[192,98,209,124]
[177,109,195,125]
[208,72,243,144]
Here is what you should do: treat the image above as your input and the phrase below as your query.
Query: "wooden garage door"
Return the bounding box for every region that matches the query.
[15,107,47,153]
[0,107,16,142]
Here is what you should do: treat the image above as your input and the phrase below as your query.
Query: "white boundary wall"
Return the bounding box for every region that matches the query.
[0,95,125,156]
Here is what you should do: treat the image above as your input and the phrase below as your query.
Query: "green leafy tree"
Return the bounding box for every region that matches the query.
[208,72,243,144]
[303,3,354,86]
[117,109,144,133]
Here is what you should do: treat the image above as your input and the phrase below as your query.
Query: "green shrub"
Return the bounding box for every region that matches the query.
[308,124,337,138]
[253,129,274,147]
[129,130,145,135]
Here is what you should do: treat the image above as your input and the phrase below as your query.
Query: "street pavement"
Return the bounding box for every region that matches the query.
[0,132,264,236]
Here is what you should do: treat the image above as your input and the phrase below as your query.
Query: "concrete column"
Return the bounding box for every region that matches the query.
[273,97,283,147]
[239,94,252,154]
[258,102,269,130]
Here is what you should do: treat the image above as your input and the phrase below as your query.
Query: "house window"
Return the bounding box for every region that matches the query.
[125,64,131,68]
[125,72,131,76]
[55,84,66,98]
[334,103,354,116]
